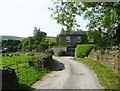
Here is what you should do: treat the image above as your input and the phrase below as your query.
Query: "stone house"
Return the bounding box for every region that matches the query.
[59,31,93,45]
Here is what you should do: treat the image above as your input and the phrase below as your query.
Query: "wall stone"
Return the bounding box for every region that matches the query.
[88,46,120,74]
[51,47,66,54]
[2,67,19,89]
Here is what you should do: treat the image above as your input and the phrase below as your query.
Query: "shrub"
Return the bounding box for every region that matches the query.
[49,41,57,47]
[58,50,66,56]
[29,53,34,56]
[9,54,13,57]
[28,60,35,66]
[2,54,5,56]
[76,44,95,58]
[45,49,54,55]
[6,54,9,56]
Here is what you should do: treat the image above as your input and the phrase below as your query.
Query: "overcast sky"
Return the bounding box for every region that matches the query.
[0,0,89,37]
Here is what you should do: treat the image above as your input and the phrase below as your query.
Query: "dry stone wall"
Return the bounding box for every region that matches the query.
[88,46,120,73]
[51,47,66,54]
[2,68,19,89]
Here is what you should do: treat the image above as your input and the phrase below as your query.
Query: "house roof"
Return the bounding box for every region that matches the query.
[59,31,86,36]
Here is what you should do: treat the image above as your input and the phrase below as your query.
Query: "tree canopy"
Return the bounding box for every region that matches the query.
[50,2,120,46]
[21,27,48,51]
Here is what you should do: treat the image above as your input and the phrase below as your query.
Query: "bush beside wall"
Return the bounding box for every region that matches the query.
[76,44,95,58]
[58,50,66,56]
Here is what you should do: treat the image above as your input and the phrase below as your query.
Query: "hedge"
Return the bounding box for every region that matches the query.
[76,44,95,58]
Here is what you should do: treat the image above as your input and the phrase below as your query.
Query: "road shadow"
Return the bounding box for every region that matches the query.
[46,59,65,71]
[28,59,65,91]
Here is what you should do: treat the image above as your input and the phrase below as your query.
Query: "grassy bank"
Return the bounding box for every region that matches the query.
[1,52,54,89]
[53,54,64,57]
[72,57,120,90]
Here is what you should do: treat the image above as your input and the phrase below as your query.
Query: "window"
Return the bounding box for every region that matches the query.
[66,36,70,42]
[89,38,94,42]
[77,36,81,42]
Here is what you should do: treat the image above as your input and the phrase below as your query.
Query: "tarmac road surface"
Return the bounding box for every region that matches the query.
[31,56,103,90]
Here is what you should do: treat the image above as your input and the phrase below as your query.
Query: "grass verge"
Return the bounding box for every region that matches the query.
[18,68,51,90]
[1,52,55,90]
[53,54,64,57]
[72,57,120,90]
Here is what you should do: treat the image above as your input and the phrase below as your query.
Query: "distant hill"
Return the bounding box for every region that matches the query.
[0,35,24,40]
[0,35,56,41]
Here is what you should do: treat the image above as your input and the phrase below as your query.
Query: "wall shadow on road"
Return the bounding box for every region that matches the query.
[46,59,65,71]
[28,59,65,91]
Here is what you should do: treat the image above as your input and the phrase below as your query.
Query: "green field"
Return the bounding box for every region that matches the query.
[1,53,40,67]
[46,36,56,42]
[0,35,56,42]
[1,53,51,89]
[0,35,24,40]
[73,57,120,90]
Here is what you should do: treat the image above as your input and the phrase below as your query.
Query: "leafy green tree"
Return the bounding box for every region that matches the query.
[49,2,80,32]
[56,35,60,46]
[33,26,47,42]
[21,27,48,52]
[2,40,21,52]
[50,2,120,46]
[49,41,57,47]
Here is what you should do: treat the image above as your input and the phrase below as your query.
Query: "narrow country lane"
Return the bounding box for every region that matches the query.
[31,56,103,89]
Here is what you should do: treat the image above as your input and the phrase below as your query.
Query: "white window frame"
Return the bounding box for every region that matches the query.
[66,36,70,42]
[77,36,81,42]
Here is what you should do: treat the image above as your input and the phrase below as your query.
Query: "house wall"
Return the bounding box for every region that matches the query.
[59,35,88,45]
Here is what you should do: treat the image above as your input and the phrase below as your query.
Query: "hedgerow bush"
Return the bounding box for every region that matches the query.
[58,50,66,56]
[45,49,54,55]
[29,53,34,56]
[76,44,95,58]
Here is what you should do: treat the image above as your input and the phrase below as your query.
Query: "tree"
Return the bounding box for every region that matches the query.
[21,37,34,51]
[49,2,81,32]
[50,2,120,46]
[82,2,120,45]
[2,40,21,52]
[56,35,59,46]
[21,27,48,52]
[33,26,47,42]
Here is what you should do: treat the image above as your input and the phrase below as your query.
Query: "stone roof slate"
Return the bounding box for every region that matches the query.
[59,31,86,36]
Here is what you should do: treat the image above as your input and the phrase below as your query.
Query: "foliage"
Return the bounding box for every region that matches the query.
[21,37,34,51]
[29,53,34,56]
[33,26,47,42]
[21,27,48,52]
[76,44,95,58]
[2,40,21,52]
[49,41,57,47]
[49,2,81,32]
[57,50,66,56]
[45,49,54,55]
[50,2,120,46]
[73,57,120,89]
[56,35,60,46]
[87,30,114,46]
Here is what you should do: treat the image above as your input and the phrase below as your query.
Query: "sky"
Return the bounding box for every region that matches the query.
[0,0,89,37]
